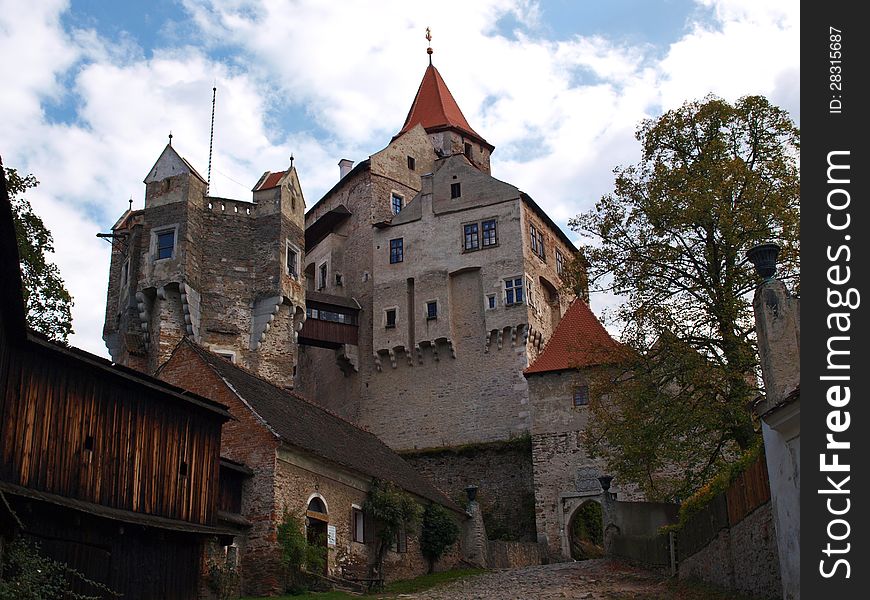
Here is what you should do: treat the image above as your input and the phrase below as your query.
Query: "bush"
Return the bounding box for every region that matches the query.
[420,503,460,573]
[363,480,422,584]
[276,511,326,588]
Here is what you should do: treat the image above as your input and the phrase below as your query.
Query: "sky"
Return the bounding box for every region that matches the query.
[0,0,799,357]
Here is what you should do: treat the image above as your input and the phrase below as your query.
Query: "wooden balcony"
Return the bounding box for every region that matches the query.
[298,318,358,348]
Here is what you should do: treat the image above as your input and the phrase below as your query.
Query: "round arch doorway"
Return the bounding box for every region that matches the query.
[567,499,604,560]
[306,496,329,575]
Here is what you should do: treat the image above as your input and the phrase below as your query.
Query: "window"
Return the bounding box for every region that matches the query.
[385,308,397,328]
[391,193,404,215]
[426,301,437,320]
[215,351,235,363]
[504,278,524,305]
[529,224,545,260]
[335,273,343,286]
[556,250,565,275]
[526,276,536,309]
[487,294,496,309]
[407,156,416,170]
[451,182,461,199]
[464,142,472,158]
[156,229,175,260]
[318,263,328,290]
[390,238,404,263]
[392,526,408,553]
[573,386,589,406]
[286,244,299,278]
[482,219,498,247]
[352,508,365,543]
[463,223,479,250]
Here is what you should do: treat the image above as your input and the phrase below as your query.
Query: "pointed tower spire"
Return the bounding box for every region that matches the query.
[395,62,493,152]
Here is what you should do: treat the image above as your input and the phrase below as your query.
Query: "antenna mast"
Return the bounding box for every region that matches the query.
[207,86,217,194]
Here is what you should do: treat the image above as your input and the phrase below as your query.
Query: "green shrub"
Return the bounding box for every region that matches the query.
[276,511,326,587]
[420,503,460,573]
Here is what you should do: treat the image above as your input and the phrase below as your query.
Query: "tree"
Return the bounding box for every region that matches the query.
[571,95,799,500]
[362,479,421,585]
[5,167,74,342]
[276,510,325,590]
[420,503,460,573]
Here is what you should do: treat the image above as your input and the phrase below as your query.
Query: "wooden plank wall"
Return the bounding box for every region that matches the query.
[725,454,771,527]
[0,343,223,525]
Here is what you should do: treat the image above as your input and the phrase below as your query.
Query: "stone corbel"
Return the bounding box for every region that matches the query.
[250,295,282,350]
[179,282,201,342]
[135,291,151,350]
[373,353,383,372]
[388,348,397,369]
[415,343,423,364]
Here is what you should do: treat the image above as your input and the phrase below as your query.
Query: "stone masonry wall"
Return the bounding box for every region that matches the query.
[527,370,643,560]
[402,441,537,543]
[678,501,782,599]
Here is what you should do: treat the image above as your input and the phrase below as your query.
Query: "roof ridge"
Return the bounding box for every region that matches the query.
[185,339,381,437]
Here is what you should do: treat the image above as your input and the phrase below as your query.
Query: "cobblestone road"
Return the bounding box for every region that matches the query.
[399,560,692,600]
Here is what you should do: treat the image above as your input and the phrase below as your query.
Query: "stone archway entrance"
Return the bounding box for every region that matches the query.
[306,496,329,575]
[567,500,604,560]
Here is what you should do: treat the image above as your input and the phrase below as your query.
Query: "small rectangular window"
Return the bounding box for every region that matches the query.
[407,156,416,170]
[505,278,525,305]
[464,142,472,158]
[537,230,546,260]
[556,250,565,275]
[390,238,404,263]
[287,245,298,277]
[426,301,437,320]
[391,193,404,215]
[529,224,538,255]
[352,508,365,543]
[451,182,461,199]
[482,219,497,247]
[385,309,397,328]
[463,223,479,250]
[487,294,496,309]
[156,230,175,260]
[319,263,328,290]
[573,386,589,406]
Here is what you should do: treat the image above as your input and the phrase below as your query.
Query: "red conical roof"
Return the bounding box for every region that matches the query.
[396,64,491,149]
[525,300,625,375]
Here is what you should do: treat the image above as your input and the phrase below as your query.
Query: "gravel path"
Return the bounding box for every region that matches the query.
[398,560,674,600]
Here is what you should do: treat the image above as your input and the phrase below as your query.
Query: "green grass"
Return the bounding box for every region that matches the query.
[239,568,486,600]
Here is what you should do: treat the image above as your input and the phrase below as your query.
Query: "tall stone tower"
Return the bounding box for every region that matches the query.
[296,58,581,540]
[102,143,307,387]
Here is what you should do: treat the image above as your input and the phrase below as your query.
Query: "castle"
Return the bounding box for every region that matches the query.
[102,53,628,560]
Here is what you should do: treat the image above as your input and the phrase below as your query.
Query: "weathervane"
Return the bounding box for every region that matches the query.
[426,27,433,64]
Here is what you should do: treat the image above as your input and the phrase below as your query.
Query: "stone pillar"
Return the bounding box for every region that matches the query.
[598,476,618,555]
[460,485,489,568]
[753,278,800,600]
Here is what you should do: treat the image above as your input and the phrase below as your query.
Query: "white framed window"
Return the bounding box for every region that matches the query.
[504,278,524,305]
[482,219,498,247]
[463,223,479,251]
[352,507,365,543]
[526,275,536,309]
[286,241,300,278]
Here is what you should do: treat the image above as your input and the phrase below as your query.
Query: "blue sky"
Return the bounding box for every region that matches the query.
[0,0,799,356]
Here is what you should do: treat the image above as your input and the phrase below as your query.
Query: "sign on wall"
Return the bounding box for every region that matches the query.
[327,524,337,547]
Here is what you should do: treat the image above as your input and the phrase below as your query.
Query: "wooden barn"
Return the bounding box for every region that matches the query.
[0,162,233,598]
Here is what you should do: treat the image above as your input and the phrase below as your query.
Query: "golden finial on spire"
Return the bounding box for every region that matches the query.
[425,27,433,64]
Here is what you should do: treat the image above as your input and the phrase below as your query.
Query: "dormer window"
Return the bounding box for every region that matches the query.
[451,183,461,199]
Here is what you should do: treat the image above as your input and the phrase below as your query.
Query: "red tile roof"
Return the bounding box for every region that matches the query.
[256,170,287,191]
[396,65,491,149]
[525,300,624,375]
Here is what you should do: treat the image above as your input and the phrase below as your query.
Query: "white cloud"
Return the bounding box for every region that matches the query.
[1,0,800,355]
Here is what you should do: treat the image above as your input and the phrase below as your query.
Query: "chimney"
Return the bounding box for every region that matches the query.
[338,159,354,180]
